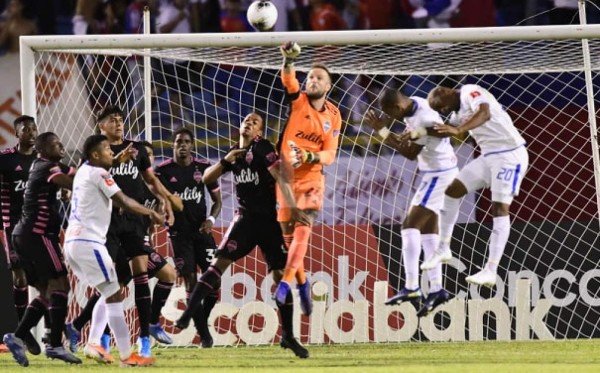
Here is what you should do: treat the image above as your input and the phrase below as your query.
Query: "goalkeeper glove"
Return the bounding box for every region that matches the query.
[281,42,301,65]
[288,141,317,169]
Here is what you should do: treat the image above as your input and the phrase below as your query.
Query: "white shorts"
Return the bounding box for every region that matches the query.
[411,167,459,214]
[64,240,120,298]
[457,145,529,204]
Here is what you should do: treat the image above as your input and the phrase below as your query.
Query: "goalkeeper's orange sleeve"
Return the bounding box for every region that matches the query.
[281,68,300,94]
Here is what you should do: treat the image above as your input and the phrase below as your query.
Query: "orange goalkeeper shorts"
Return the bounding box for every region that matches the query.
[277,178,324,222]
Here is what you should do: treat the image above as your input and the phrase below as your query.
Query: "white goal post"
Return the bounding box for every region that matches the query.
[19,24,600,346]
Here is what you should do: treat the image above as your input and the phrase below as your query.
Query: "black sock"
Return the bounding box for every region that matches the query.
[279,291,294,339]
[49,290,68,347]
[151,281,174,324]
[15,296,47,337]
[13,286,28,321]
[134,272,151,337]
[73,292,100,331]
[180,266,222,326]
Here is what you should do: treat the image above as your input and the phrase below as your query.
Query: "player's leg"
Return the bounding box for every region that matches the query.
[176,214,251,330]
[467,147,529,287]
[260,219,308,358]
[121,218,153,357]
[193,232,219,347]
[146,248,175,345]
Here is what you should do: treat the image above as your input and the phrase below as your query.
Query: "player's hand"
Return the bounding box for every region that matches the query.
[434,124,462,137]
[199,219,213,233]
[363,110,392,131]
[288,140,316,169]
[223,148,248,164]
[167,194,184,212]
[164,202,175,226]
[149,210,166,226]
[280,42,301,60]
[114,142,136,164]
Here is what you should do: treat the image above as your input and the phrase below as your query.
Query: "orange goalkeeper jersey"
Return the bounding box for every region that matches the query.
[278,68,342,183]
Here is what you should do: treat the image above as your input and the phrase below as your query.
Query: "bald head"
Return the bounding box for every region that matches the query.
[428,86,459,116]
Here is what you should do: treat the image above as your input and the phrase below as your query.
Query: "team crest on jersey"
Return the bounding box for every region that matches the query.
[226,240,238,253]
[245,151,254,164]
[333,129,339,137]
[101,173,111,179]
[323,120,331,132]
[470,91,481,98]
[193,170,202,184]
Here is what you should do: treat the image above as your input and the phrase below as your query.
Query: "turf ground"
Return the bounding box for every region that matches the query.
[1,340,599,372]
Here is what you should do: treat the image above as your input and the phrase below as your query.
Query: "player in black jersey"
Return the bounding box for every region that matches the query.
[174,112,309,358]
[155,127,222,347]
[97,105,179,357]
[3,132,81,366]
[0,116,38,344]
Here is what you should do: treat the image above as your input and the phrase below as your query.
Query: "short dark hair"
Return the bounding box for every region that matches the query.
[82,134,108,161]
[139,140,153,151]
[96,105,124,124]
[311,63,332,82]
[14,115,35,129]
[35,132,58,153]
[173,127,195,142]
[379,88,403,110]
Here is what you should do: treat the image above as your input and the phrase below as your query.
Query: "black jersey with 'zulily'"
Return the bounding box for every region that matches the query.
[109,140,151,207]
[0,146,37,231]
[12,158,74,236]
[155,158,219,234]
[224,137,280,217]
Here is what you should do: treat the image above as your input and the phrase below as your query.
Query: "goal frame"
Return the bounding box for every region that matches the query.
[19,25,600,227]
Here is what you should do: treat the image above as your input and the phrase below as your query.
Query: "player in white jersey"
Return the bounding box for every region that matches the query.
[364,88,458,316]
[63,135,164,367]
[423,84,529,288]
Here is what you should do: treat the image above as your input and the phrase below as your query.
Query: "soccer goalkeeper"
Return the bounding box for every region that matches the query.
[273,42,342,316]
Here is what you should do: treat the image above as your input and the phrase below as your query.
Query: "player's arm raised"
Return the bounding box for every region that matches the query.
[203,148,247,185]
[111,190,165,226]
[280,42,301,92]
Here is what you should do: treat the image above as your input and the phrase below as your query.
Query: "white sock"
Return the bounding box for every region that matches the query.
[486,215,511,272]
[105,302,132,360]
[89,296,108,345]
[439,196,462,245]
[401,228,421,290]
[421,234,442,292]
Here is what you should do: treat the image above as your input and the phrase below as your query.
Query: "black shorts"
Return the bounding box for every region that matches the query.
[106,213,147,260]
[216,212,287,272]
[170,231,216,275]
[2,226,21,270]
[146,242,169,279]
[12,233,67,287]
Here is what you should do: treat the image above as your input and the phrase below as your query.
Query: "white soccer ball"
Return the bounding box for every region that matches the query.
[247,1,278,32]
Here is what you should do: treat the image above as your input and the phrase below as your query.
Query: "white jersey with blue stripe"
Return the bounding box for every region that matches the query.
[451,84,526,154]
[65,162,121,244]
[406,96,457,172]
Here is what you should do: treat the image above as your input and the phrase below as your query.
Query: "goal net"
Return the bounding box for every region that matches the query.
[21,25,600,346]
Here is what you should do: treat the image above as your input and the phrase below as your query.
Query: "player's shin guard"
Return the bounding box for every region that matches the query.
[13,286,28,321]
[133,272,151,337]
[105,302,131,361]
[278,291,294,339]
[48,290,68,347]
[282,225,311,284]
[177,266,222,329]
[150,281,173,324]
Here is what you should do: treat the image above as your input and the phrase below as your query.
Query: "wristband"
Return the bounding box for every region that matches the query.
[207,216,216,225]
[220,158,232,169]
[378,127,391,139]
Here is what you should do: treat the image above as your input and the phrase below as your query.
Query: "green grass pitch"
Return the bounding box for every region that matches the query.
[1,340,600,372]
